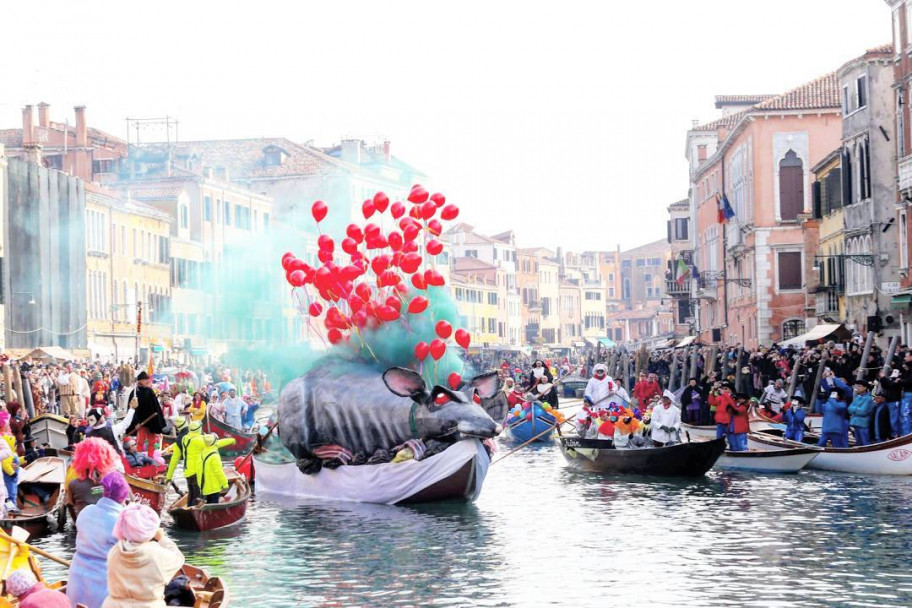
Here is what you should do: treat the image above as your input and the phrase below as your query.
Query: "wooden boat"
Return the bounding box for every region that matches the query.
[126,474,169,514]
[254,438,490,504]
[168,476,250,531]
[0,457,66,536]
[750,407,823,432]
[748,429,912,475]
[682,415,780,441]
[28,414,69,450]
[504,412,556,443]
[162,417,257,459]
[559,436,726,477]
[714,447,819,473]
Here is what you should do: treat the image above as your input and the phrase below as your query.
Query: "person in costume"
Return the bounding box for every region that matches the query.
[67,472,129,608]
[680,377,707,424]
[123,437,157,469]
[173,420,204,505]
[126,371,166,457]
[223,388,247,430]
[527,360,553,390]
[650,394,681,447]
[633,372,662,409]
[817,389,849,448]
[103,504,185,608]
[183,391,207,422]
[0,411,20,513]
[6,402,27,457]
[86,407,122,454]
[66,437,120,517]
[198,434,236,504]
[848,380,874,447]
[782,395,808,442]
[0,420,12,514]
[711,382,736,446]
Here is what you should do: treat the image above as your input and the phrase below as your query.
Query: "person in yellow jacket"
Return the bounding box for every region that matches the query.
[163,417,189,483]
[175,421,203,505]
[197,434,236,505]
[183,393,207,423]
[0,411,20,513]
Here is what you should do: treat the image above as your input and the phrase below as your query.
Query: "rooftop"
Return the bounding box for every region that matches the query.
[714,94,777,108]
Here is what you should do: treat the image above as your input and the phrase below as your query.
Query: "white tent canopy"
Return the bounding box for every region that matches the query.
[780,323,852,347]
[19,346,77,362]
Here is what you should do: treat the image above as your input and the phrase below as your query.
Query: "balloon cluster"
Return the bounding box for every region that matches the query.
[507,400,563,424]
[280,185,473,370]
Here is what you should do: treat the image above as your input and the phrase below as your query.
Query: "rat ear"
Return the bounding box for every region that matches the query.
[382,367,428,401]
[469,371,501,400]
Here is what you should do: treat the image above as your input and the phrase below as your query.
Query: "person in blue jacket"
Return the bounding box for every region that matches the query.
[818,390,849,448]
[783,395,808,442]
[848,380,874,447]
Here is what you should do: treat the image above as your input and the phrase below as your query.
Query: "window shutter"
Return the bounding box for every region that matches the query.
[812,181,822,219]
[778,252,802,290]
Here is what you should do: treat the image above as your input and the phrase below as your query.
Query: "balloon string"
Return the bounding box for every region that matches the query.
[352,325,379,363]
[293,287,329,348]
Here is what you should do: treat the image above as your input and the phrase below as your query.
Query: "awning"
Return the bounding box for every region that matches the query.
[676,336,696,348]
[780,323,853,347]
[18,346,77,362]
[598,337,616,348]
[892,291,912,307]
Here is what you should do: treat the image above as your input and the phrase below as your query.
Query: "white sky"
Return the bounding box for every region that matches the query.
[0,0,891,251]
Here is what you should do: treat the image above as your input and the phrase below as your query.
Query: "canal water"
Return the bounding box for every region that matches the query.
[30,439,912,607]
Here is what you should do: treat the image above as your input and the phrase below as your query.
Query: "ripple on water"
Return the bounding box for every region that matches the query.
[22,440,912,607]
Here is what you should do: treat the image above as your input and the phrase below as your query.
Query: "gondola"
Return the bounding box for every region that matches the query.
[254,438,490,504]
[504,412,557,443]
[0,457,67,536]
[126,474,169,514]
[28,414,70,450]
[559,436,725,477]
[748,429,912,475]
[714,446,819,473]
[167,476,250,532]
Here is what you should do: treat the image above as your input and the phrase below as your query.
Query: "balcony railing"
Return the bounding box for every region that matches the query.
[900,155,912,192]
[665,280,690,296]
[815,286,841,317]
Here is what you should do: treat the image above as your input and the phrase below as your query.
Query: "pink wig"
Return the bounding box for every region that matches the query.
[72,437,119,481]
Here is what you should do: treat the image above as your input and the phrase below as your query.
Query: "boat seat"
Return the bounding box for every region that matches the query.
[204,576,222,592]
[208,589,224,607]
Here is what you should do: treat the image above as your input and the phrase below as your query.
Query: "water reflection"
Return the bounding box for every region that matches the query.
[21,439,912,607]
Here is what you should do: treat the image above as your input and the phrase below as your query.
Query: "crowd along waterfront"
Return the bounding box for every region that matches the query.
[24,440,912,607]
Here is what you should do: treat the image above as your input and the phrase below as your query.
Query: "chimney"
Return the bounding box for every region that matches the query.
[74,105,87,147]
[37,102,50,128]
[21,105,34,145]
[23,143,42,166]
[383,140,391,163]
[691,119,699,128]
[340,139,361,165]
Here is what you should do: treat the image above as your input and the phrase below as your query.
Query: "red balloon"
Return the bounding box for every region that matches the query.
[340,265,362,282]
[399,252,422,274]
[388,232,403,251]
[420,201,437,220]
[386,296,402,313]
[377,269,400,288]
[349,296,364,314]
[407,296,429,314]
[346,224,364,243]
[355,283,372,302]
[435,320,453,339]
[289,270,307,287]
[402,240,419,254]
[408,184,429,204]
[341,237,359,255]
[371,255,391,276]
[288,259,310,273]
[352,310,368,328]
[440,204,459,221]
[312,200,328,223]
[309,302,323,316]
[429,339,447,360]
[318,249,334,264]
[327,328,343,344]
[455,328,471,349]
[403,224,420,242]
[362,199,376,219]
[425,269,446,287]
[373,192,390,213]
[414,341,430,361]
[411,274,427,290]
[430,192,446,207]
[364,223,381,238]
[318,234,334,252]
[447,372,462,390]
[391,201,405,219]
[281,253,296,270]
[314,266,332,289]
[366,234,388,250]
[409,206,423,220]
[426,240,443,256]
[427,220,443,236]
[394,282,409,294]
[377,305,399,322]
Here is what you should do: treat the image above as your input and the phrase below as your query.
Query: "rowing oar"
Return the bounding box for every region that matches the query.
[234,421,278,473]
[0,527,70,568]
[491,417,575,465]
[124,413,158,437]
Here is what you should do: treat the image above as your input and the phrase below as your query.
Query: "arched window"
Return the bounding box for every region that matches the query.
[847,239,856,294]
[782,319,806,341]
[779,150,804,221]
[863,235,873,292]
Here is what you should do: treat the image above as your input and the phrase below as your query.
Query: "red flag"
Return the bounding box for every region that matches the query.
[716,194,725,224]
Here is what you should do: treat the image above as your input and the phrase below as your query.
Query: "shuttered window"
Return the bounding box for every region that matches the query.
[779,151,804,221]
[778,252,802,291]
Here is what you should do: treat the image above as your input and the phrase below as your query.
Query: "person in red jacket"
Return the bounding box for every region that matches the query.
[729,393,751,451]
[713,383,735,445]
[633,373,662,408]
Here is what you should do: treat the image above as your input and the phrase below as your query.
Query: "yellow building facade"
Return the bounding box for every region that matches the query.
[812,151,846,321]
[451,273,500,347]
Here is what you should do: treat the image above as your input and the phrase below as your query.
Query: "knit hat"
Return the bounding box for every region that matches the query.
[113,503,160,543]
[0,411,9,428]
[123,437,137,449]
[173,417,188,431]
[5,568,37,597]
[136,371,150,381]
[102,471,130,503]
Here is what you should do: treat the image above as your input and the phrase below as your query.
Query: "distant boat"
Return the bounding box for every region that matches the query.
[168,476,250,532]
[504,412,557,443]
[559,436,725,477]
[0,457,67,536]
[748,429,912,475]
[714,447,819,473]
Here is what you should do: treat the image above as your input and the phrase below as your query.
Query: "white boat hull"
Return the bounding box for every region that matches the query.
[253,439,489,504]
[748,432,912,476]
[715,449,817,473]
